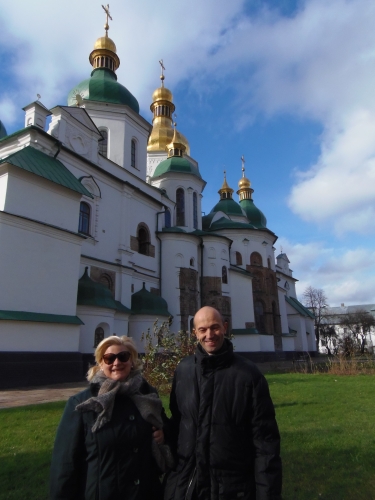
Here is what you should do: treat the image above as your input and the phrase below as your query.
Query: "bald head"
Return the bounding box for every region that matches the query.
[193,306,226,354]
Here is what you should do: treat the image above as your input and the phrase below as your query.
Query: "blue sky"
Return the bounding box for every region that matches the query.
[1,0,375,306]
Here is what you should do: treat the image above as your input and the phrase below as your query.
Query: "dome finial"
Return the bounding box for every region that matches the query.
[102,4,112,36]
[237,154,252,198]
[167,118,186,158]
[219,170,234,199]
[159,59,166,87]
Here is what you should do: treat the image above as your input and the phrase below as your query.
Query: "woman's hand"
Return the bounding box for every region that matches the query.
[152,426,164,445]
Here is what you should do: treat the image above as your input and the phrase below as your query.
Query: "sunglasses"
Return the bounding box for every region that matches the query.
[102,351,131,365]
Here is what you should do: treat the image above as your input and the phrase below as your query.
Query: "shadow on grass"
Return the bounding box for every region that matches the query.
[282,443,375,500]
[0,451,52,500]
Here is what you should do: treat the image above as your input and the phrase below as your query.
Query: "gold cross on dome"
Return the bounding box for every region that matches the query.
[102,4,112,33]
[159,59,165,85]
[241,155,246,170]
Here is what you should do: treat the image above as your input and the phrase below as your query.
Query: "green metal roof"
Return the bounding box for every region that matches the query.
[0,146,93,198]
[67,68,139,113]
[0,310,83,324]
[285,296,315,319]
[231,327,259,335]
[210,198,244,216]
[131,283,171,316]
[240,198,267,228]
[209,217,255,231]
[152,156,202,179]
[0,120,7,139]
[77,268,130,313]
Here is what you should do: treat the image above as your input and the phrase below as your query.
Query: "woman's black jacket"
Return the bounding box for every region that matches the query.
[164,340,282,500]
[50,378,164,500]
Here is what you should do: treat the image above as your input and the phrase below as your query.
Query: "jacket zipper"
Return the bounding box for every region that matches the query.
[185,467,196,500]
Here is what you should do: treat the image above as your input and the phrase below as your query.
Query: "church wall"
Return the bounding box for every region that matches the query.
[233,334,261,351]
[278,288,289,334]
[229,271,255,330]
[128,315,170,354]
[0,213,82,315]
[77,307,115,353]
[282,336,296,351]
[0,322,80,351]
[2,166,81,233]
[158,233,200,331]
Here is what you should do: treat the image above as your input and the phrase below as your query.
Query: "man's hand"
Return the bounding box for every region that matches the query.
[152,426,164,445]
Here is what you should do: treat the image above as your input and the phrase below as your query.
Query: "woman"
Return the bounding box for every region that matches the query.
[50,336,172,500]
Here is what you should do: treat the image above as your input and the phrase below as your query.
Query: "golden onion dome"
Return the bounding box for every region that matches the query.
[94,35,117,53]
[152,86,173,103]
[238,165,251,189]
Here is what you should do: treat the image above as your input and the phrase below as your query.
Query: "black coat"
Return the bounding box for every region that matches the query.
[164,340,282,500]
[50,378,164,500]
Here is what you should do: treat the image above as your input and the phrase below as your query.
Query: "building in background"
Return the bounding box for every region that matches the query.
[0,18,315,388]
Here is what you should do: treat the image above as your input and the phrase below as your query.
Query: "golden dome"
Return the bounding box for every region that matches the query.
[94,35,117,53]
[167,127,187,157]
[218,172,234,198]
[152,86,173,103]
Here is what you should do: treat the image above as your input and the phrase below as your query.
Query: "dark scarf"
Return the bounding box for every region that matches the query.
[76,370,174,472]
[195,338,234,374]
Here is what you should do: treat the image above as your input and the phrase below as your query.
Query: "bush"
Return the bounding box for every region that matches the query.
[141,320,197,393]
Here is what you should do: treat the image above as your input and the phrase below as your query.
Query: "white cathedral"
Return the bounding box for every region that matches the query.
[0,18,315,387]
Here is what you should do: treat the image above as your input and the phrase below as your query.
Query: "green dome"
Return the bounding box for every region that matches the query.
[152,156,202,179]
[240,199,267,228]
[68,68,139,113]
[131,283,171,316]
[210,198,244,216]
[0,120,7,139]
[77,268,130,313]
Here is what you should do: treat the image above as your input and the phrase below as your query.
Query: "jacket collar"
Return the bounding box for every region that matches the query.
[195,338,233,371]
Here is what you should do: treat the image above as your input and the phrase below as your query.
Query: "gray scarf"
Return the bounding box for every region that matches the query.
[76,370,174,472]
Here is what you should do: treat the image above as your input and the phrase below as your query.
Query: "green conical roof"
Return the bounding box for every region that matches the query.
[210,198,244,216]
[152,156,202,179]
[68,68,139,113]
[77,268,130,313]
[131,283,171,316]
[240,198,267,228]
[0,120,7,139]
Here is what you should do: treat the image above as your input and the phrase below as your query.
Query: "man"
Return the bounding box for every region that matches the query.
[164,306,282,500]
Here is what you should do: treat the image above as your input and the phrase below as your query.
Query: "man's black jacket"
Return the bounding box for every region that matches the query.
[164,340,282,500]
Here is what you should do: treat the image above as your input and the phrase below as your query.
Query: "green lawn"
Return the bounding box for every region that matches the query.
[0,374,374,499]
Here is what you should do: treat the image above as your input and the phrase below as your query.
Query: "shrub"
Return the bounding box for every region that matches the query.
[141,320,197,393]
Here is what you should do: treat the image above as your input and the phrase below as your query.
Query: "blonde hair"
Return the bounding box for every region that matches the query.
[87,335,143,381]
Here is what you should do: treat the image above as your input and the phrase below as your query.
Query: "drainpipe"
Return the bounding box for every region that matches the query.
[53,139,62,159]
[156,211,166,297]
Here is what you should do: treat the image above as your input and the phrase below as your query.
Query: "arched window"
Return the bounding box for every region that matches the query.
[190,258,194,267]
[131,139,136,168]
[79,202,91,235]
[222,265,228,284]
[193,192,198,229]
[137,224,150,255]
[176,188,185,226]
[254,300,266,333]
[164,208,171,228]
[267,257,271,269]
[235,251,242,265]
[100,273,113,291]
[94,327,104,347]
[250,252,263,266]
[98,129,108,157]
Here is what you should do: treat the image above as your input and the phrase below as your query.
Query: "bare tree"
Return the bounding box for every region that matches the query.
[339,309,375,355]
[302,286,329,349]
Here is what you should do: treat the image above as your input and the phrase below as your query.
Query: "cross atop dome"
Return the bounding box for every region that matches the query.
[102,4,113,35]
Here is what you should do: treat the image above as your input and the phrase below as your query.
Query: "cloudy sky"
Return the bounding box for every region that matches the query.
[1,0,375,306]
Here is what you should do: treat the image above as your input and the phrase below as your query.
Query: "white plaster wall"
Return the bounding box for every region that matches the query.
[230,271,254,329]
[305,317,316,351]
[0,172,8,210]
[260,335,275,351]
[159,233,200,332]
[232,335,261,352]
[0,214,82,315]
[113,315,129,337]
[286,311,309,351]
[0,322,80,351]
[278,289,289,334]
[128,315,170,353]
[3,167,81,232]
[282,337,296,351]
[152,175,204,231]
[77,307,115,353]
[202,237,230,280]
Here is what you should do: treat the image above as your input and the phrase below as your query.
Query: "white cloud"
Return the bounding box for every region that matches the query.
[278,237,375,305]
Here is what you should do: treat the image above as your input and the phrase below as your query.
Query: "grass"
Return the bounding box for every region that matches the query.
[1,374,374,499]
